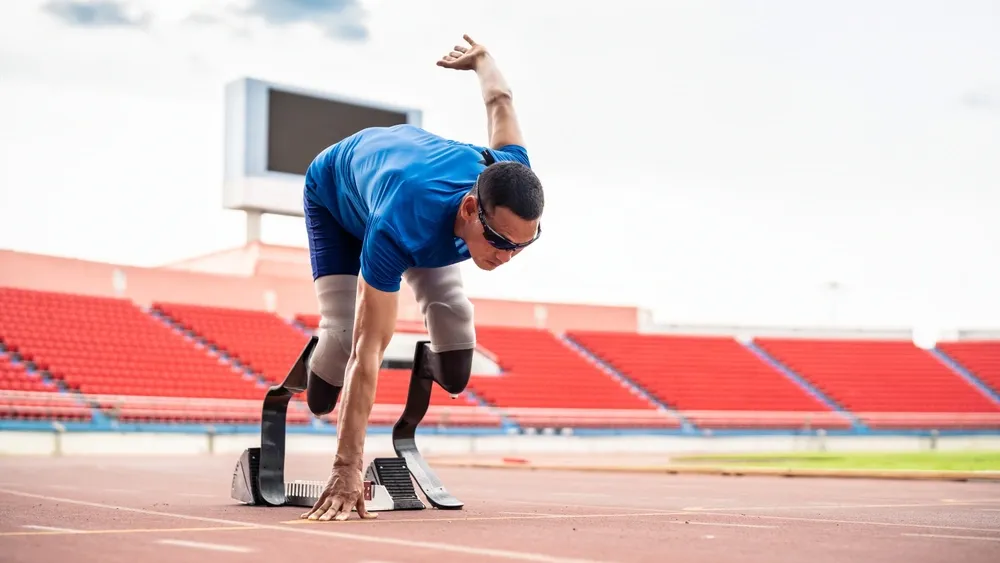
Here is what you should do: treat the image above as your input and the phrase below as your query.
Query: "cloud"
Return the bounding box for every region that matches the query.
[42,0,151,28]
[962,85,1000,111]
[223,0,369,42]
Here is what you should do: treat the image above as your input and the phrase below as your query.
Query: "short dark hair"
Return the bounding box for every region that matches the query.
[475,161,544,221]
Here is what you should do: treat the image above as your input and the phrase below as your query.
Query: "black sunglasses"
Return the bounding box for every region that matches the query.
[477,196,541,251]
[473,150,541,251]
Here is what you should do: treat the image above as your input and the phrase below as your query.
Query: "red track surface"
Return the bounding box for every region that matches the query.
[1,454,999,562]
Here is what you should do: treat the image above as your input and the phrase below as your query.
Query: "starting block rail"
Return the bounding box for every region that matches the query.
[230,336,462,513]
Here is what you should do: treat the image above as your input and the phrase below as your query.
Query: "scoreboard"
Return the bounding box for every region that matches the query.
[222,77,422,217]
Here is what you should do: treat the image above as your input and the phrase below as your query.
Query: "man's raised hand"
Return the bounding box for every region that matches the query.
[436,34,489,71]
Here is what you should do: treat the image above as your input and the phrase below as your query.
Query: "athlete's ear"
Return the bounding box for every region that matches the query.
[460,193,478,220]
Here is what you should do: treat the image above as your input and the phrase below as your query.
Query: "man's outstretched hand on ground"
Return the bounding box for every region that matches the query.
[300,455,378,522]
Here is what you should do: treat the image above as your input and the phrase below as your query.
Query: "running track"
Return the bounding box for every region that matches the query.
[1,454,999,562]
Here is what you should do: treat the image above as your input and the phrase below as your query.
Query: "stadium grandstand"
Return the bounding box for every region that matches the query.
[2,244,998,442]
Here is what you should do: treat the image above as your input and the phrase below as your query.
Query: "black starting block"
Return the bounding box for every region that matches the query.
[230,336,463,512]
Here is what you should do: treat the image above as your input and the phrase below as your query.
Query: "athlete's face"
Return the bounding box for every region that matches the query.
[460,195,541,271]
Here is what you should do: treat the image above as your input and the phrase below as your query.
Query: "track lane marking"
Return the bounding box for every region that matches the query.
[156,539,254,553]
[465,497,678,513]
[21,525,82,533]
[0,526,253,537]
[0,488,608,563]
[473,497,994,515]
[495,512,776,528]
[690,511,1000,533]
[681,500,989,512]
[281,511,690,524]
[679,521,776,529]
[902,533,1000,542]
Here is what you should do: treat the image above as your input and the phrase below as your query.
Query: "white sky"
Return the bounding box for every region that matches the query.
[0,0,997,330]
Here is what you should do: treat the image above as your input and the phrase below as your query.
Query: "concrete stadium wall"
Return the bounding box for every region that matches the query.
[3,430,999,458]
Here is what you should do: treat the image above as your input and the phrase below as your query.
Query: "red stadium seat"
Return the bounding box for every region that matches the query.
[936,340,1000,395]
[6,284,997,432]
[566,331,850,430]
[153,301,311,385]
[754,337,1000,429]
[464,326,679,429]
[153,302,500,428]
[0,354,92,422]
[0,287,270,425]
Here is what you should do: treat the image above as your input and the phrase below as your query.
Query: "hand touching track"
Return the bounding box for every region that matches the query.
[300,457,377,522]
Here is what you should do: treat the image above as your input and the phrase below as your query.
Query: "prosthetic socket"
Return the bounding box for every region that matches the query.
[305,267,476,416]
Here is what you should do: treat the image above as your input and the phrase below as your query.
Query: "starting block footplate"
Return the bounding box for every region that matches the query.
[283,479,397,512]
[231,447,425,511]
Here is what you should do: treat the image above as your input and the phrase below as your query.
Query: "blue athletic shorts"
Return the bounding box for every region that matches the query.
[303,175,362,281]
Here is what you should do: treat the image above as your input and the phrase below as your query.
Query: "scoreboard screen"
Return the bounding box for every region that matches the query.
[223,77,421,217]
[265,89,410,176]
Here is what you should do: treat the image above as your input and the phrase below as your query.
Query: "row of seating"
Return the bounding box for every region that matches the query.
[1,286,998,430]
[1,358,92,422]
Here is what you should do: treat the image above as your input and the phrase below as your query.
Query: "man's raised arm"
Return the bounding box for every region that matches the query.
[302,275,397,522]
[437,34,525,150]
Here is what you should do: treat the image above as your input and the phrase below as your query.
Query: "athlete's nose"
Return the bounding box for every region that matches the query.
[494,250,514,264]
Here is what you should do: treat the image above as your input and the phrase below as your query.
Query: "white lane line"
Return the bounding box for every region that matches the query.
[156,539,254,553]
[483,498,981,515]
[500,512,777,529]
[902,533,1000,542]
[678,521,776,529]
[695,512,1000,534]
[0,488,604,563]
[498,513,775,528]
[501,511,565,517]
[682,501,986,512]
[469,497,677,514]
[22,525,82,533]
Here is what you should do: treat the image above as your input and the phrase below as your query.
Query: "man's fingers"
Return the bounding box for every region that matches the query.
[357,498,378,519]
[449,50,463,58]
[437,56,459,67]
[318,497,345,521]
[464,34,476,45]
[304,496,331,520]
[305,506,327,520]
[454,45,467,53]
[330,494,357,521]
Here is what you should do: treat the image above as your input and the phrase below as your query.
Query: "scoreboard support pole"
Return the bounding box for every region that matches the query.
[246,210,263,244]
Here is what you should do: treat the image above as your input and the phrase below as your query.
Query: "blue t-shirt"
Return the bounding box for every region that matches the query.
[305,124,531,292]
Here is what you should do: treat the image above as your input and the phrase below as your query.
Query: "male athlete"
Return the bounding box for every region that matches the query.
[298,35,543,522]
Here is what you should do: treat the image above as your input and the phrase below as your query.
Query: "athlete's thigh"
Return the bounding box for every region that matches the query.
[303,191,362,279]
[403,264,475,353]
